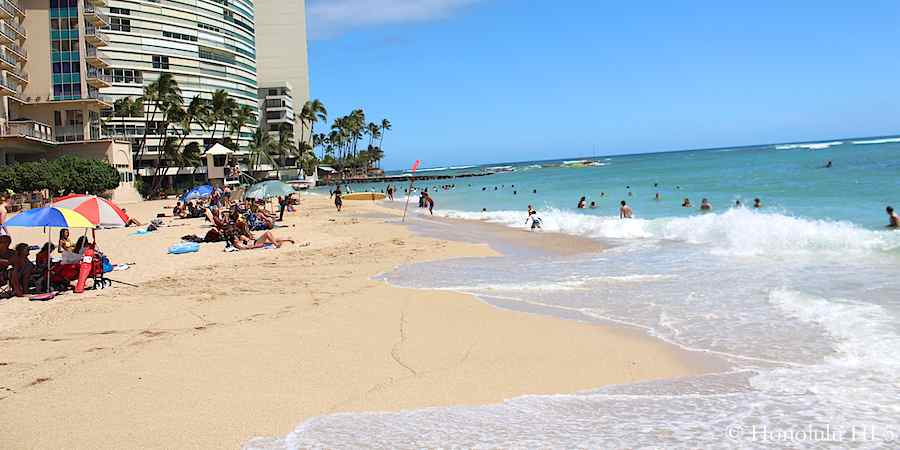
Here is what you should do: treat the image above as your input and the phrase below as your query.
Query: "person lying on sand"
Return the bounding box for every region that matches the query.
[229,230,297,250]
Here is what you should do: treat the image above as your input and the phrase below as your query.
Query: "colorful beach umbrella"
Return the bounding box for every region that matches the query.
[181,184,214,202]
[244,180,295,200]
[6,206,96,229]
[52,194,130,228]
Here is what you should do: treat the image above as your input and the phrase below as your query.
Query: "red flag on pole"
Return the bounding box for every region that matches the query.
[402,160,421,222]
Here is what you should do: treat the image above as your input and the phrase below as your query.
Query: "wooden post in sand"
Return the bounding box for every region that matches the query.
[401,160,420,223]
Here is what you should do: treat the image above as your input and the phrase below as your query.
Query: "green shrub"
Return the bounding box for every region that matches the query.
[0,156,120,196]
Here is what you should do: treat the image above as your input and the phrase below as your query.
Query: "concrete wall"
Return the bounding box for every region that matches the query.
[256,0,310,116]
[22,0,53,100]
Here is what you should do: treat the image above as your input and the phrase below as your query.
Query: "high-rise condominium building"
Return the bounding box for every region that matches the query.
[255,0,308,147]
[0,0,137,202]
[100,0,258,173]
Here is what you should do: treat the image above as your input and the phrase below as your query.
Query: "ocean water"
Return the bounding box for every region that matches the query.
[247,138,900,448]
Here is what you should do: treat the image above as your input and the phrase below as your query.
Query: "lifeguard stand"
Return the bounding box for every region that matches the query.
[204,143,234,188]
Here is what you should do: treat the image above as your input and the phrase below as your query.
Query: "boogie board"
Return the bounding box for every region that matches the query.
[342,192,386,201]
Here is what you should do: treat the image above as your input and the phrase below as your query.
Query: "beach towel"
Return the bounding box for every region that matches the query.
[168,242,200,254]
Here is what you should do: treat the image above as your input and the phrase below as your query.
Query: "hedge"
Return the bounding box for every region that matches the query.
[0,156,120,196]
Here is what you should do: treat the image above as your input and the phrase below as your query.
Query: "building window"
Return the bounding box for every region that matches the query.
[162,31,198,42]
[50,3,82,101]
[152,55,170,69]
[110,7,130,15]
[107,68,143,84]
[110,17,131,32]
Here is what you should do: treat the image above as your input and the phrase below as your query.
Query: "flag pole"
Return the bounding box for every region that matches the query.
[401,160,420,223]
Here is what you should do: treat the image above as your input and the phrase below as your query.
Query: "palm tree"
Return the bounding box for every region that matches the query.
[366,122,381,149]
[209,89,237,144]
[135,73,181,166]
[228,104,254,149]
[299,99,327,148]
[247,127,276,173]
[379,118,391,149]
[275,124,295,168]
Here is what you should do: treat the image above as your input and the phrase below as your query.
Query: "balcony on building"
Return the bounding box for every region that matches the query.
[0,75,15,96]
[88,0,106,6]
[84,25,110,47]
[86,67,111,88]
[6,41,25,62]
[0,22,17,46]
[3,16,24,40]
[0,120,55,155]
[5,64,26,84]
[83,5,109,28]
[84,45,110,68]
[0,50,16,71]
[0,0,22,20]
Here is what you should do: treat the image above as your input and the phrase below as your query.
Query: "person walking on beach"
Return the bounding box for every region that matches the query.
[887,206,900,229]
[333,186,343,212]
[620,201,633,219]
[386,185,395,201]
[423,192,435,215]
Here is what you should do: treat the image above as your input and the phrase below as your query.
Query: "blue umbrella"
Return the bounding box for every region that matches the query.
[181,184,214,202]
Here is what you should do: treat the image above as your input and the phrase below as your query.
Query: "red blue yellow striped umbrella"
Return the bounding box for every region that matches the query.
[6,206,96,228]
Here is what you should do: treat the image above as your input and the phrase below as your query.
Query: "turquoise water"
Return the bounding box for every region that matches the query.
[342,137,900,229]
[250,138,900,449]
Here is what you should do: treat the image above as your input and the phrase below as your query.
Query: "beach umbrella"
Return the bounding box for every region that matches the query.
[6,206,96,228]
[6,206,96,294]
[244,180,295,200]
[181,184,214,202]
[51,194,130,228]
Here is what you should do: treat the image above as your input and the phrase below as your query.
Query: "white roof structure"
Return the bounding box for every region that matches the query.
[204,143,234,156]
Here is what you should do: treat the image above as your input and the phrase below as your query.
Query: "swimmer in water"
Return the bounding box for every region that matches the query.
[887,206,899,229]
[825,160,833,168]
[533,189,537,194]
[655,192,660,201]
[682,198,692,208]
[589,201,597,209]
[700,198,712,212]
[754,198,762,208]
[619,201,633,219]
[735,200,742,207]
[577,196,587,209]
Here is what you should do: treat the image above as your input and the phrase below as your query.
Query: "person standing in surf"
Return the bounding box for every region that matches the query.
[887,206,899,229]
[620,201,633,219]
[424,192,435,215]
[386,185,395,201]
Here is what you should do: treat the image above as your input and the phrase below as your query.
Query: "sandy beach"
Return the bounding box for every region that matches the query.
[0,196,710,449]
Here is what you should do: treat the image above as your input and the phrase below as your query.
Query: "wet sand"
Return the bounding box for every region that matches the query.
[1,196,713,449]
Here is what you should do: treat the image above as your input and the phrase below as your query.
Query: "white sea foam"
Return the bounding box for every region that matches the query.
[436,207,900,257]
[775,141,843,150]
[431,274,674,293]
[851,137,900,145]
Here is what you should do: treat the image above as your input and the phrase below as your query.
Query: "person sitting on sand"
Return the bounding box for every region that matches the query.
[58,229,75,253]
[35,242,55,268]
[682,198,692,208]
[754,198,762,209]
[620,201,633,219]
[700,198,712,212]
[887,206,900,229]
[577,196,587,209]
[9,243,33,297]
[120,209,143,227]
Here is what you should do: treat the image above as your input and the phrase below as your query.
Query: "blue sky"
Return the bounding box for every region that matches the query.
[306,0,900,170]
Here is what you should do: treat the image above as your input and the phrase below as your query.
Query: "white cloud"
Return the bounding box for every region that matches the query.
[308,0,483,38]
